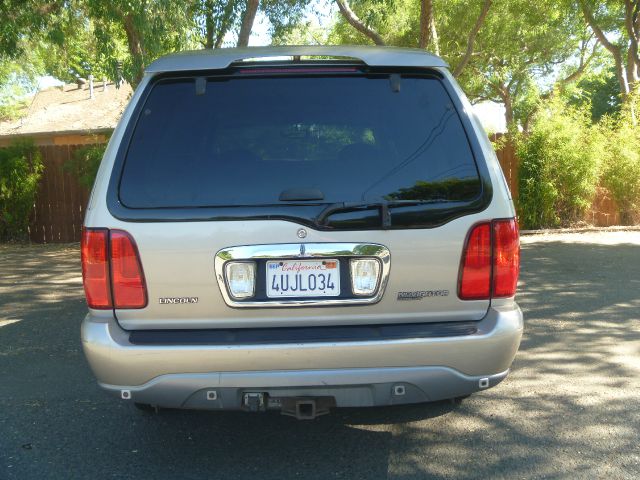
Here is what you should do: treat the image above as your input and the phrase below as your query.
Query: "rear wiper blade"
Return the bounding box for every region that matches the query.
[315,199,448,229]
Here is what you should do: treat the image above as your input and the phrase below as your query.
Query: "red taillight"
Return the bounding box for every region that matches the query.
[81,229,112,309]
[110,230,147,308]
[459,223,492,300]
[493,219,520,297]
[81,228,147,309]
[458,219,520,300]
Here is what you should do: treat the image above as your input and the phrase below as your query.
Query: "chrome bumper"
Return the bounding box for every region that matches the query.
[82,305,522,407]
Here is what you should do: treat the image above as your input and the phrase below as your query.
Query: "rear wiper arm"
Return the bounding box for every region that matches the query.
[315,199,448,229]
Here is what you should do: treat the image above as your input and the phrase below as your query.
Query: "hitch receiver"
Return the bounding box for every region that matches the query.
[280,397,335,420]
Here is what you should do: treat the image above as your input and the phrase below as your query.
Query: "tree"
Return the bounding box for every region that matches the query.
[565,64,621,121]
[0,1,65,57]
[0,0,311,89]
[579,0,640,97]
[85,0,196,85]
[335,0,385,45]
[0,56,41,120]
[454,0,594,129]
[452,0,491,77]
[331,0,591,129]
[195,0,240,49]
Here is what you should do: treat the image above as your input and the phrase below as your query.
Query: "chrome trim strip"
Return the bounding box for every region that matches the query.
[214,243,391,308]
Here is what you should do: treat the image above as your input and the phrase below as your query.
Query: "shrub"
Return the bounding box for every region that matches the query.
[64,141,107,189]
[515,98,602,229]
[0,139,44,242]
[600,99,640,225]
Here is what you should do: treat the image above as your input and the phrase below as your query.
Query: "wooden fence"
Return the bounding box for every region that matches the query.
[28,144,91,243]
[492,135,519,200]
[20,136,623,243]
[492,134,620,226]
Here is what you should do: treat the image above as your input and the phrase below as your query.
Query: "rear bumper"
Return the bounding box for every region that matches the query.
[81,305,522,408]
[100,367,510,409]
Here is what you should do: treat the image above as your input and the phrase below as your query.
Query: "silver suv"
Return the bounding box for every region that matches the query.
[81,46,522,419]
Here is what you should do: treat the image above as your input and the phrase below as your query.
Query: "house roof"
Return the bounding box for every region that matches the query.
[0,82,132,137]
[146,45,448,74]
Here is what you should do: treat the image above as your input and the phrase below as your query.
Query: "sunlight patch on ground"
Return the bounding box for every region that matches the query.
[610,342,640,373]
[0,319,21,328]
[522,230,640,245]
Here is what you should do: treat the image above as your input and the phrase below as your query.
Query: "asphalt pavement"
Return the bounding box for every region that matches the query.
[1,231,639,479]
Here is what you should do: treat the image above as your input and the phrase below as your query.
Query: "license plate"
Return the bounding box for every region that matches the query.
[266,260,340,298]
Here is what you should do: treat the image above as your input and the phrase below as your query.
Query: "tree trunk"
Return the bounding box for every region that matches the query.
[504,96,514,130]
[205,0,214,49]
[237,0,259,47]
[580,0,630,96]
[419,0,433,49]
[335,0,385,46]
[626,53,639,91]
[429,12,440,56]
[123,14,145,86]
[494,83,515,131]
[453,0,492,77]
[624,0,640,90]
[614,55,630,96]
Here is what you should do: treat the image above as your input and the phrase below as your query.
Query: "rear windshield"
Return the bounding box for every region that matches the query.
[119,72,481,208]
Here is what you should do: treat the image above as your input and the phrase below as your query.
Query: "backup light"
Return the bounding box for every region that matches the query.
[350,259,381,296]
[225,262,256,299]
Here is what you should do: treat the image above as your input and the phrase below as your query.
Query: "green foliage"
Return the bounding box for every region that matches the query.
[84,0,198,85]
[65,142,108,190]
[0,1,65,58]
[273,18,330,45]
[0,50,45,121]
[385,178,481,202]
[329,0,589,128]
[516,98,602,229]
[600,97,640,224]
[565,65,622,121]
[0,87,28,121]
[0,139,44,242]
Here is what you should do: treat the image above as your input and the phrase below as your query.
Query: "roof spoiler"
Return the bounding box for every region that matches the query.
[145,45,448,74]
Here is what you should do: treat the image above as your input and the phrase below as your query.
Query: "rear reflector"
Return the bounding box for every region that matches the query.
[110,230,147,308]
[81,228,147,309]
[81,229,112,309]
[458,223,492,300]
[458,219,520,300]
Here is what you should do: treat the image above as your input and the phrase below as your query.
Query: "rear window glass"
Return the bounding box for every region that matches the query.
[119,73,481,208]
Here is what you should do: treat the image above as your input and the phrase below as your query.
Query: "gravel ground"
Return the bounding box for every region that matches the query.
[1,231,639,479]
